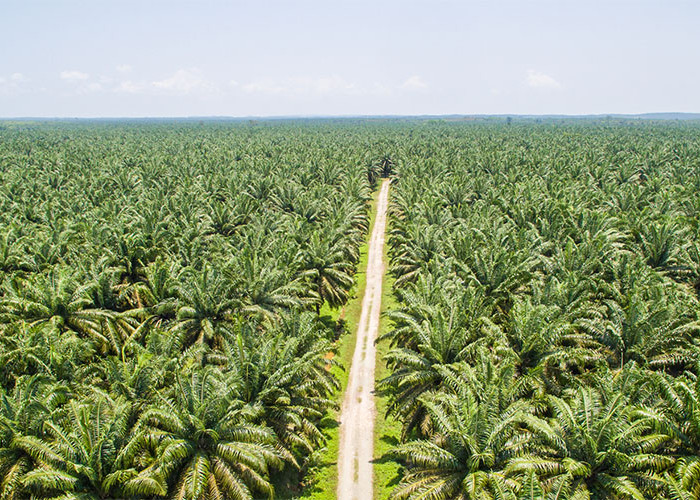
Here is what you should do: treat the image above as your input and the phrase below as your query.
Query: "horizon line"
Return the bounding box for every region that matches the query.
[2,112,700,121]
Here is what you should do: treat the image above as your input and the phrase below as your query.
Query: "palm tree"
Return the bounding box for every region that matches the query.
[0,376,68,500]
[124,257,179,323]
[459,247,536,320]
[133,368,287,499]
[507,296,607,393]
[19,395,163,499]
[377,154,395,178]
[227,250,310,321]
[106,230,158,287]
[323,204,368,266]
[633,220,684,271]
[76,354,166,412]
[650,367,700,498]
[366,161,381,188]
[168,266,242,355]
[680,240,700,297]
[577,287,700,370]
[508,384,672,499]
[0,321,88,387]
[389,223,446,289]
[203,196,253,237]
[0,268,115,353]
[513,472,587,500]
[379,282,492,437]
[84,265,143,352]
[297,233,354,315]
[0,226,27,275]
[388,359,544,499]
[225,313,339,460]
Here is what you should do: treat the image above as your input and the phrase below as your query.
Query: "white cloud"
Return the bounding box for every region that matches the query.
[400,75,428,91]
[0,73,29,95]
[241,76,363,96]
[116,64,132,73]
[526,70,561,89]
[60,70,90,81]
[370,82,393,96]
[114,80,143,94]
[242,79,287,94]
[314,76,356,94]
[152,69,215,94]
[57,70,106,94]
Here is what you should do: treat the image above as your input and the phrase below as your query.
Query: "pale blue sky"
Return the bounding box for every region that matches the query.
[1,0,698,117]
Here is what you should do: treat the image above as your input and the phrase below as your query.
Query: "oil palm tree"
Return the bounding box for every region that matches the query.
[227,251,309,321]
[19,395,163,499]
[389,223,446,289]
[0,321,88,388]
[168,266,242,354]
[225,313,338,462]
[649,367,700,498]
[633,220,684,271]
[388,360,545,499]
[379,283,492,437]
[297,233,353,315]
[132,368,287,500]
[577,289,700,370]
[508,384,672,499]
[124,257,179,324]
[0,269,114,353]
[0,376,68,500]
[0,226,27,275]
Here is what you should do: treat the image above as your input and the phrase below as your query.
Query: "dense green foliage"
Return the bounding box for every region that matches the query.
[0,122,384,499]
[381,123,700,499]
[2,120,700,499]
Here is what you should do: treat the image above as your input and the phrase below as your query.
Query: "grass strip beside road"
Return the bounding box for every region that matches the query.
[373,210,402,499]
[295,186,381,500]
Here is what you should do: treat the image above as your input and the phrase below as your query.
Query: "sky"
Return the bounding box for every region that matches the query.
[1,0,699,117]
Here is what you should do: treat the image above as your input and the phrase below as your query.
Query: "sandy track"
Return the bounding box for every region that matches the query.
[337,178,390,500]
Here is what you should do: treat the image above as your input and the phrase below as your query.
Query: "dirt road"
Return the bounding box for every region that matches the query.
[337,178,390,500]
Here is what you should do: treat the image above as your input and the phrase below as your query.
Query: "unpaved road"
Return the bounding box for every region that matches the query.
[337,178,390,500]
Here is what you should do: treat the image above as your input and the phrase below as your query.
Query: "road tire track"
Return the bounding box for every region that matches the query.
[337,178,390,500]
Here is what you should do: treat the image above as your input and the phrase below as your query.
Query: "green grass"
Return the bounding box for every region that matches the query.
[286,188,381,500]
[373,214,403,499]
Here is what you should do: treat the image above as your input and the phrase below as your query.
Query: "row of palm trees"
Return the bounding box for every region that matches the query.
[380,123,700,499]
[0,123,395,498]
